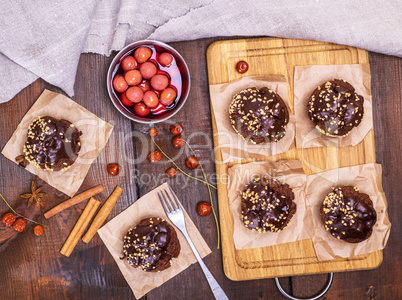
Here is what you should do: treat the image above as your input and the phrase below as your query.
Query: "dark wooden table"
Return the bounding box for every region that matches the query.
[0,37,401,300]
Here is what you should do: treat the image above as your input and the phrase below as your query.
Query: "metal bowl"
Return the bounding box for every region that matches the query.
[107,40,190,124]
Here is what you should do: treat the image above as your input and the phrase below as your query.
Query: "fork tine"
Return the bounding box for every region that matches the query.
[158,192,169,214]
[164,189,177,210]
[160,190,173,212]
[169,186,181,210]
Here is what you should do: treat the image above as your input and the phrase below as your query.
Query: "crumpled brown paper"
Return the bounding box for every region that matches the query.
[97,183,212,300]
[209,76,295,163]
[227,160,311,250]
[294,64,373,149]
[306,163,391,261]
[1,89,113,197]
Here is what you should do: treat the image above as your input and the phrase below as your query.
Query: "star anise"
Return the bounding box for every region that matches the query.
[20,181,46,207]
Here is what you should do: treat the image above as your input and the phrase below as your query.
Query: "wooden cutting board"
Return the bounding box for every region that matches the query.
[206,38,381,281]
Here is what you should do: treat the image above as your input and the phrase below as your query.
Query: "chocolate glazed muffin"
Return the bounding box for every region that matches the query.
[229,87,289,144]
[23,116,82,171]
[121,217,181,272]
[241,177,296,233]
[320,186,377,243]
[307,79,364,137]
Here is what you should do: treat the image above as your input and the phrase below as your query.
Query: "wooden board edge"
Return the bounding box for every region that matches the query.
[223,250,383,281]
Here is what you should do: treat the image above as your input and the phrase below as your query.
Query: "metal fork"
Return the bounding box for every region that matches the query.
[158,187,229,300]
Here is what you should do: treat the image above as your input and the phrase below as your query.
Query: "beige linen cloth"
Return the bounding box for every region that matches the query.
[97,183,211,299]
[0,1,401,103]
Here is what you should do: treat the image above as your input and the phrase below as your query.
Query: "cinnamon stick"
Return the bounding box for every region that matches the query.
[44,185,104,219]
[60,197,100,257]
[82,186,123,243]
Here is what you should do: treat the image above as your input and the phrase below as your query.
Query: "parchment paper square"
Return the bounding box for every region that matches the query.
[209,76,295,163]
[1,89,113,197]
[294,64,373,148]
[306,163,391,261]
[98,183,212,299]
[227,160,311,250]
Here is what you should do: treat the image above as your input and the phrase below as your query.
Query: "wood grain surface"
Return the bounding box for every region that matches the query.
[206,38,381,280]
[0,37,400,300]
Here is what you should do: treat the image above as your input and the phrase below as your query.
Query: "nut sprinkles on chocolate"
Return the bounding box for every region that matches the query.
[320,186,377,243]
[23,116,82,171]
[121,217,180,272]
[307,79,364,137]
[241,177,296,233]
[229,87,289,144]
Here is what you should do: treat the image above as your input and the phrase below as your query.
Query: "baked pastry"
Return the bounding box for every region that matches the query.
[307,79,364,137]
[320,186,377,243]
[121,217,180,272]
[229,87,289,144]
[23,116,82,171]
[241,177,296,233]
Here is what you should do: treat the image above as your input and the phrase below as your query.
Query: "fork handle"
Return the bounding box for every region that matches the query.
[182,230,229,300]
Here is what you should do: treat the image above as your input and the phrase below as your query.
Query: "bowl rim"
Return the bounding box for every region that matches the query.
[107,39,191,124]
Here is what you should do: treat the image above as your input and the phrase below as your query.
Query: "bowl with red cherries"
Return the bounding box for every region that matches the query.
[107,40,190,123]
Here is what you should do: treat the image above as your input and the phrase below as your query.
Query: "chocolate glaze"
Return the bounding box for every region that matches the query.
[121,217,180,272]
[307,79,364,136]
[229,87,289,144]
[320,186,377,243]
[241,177,296,233]
[23,116,82,171]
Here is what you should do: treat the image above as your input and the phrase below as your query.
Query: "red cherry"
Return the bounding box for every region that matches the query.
[171,123,183,135]
[172,135,185,148]
[121,56,137,72]
[150,103,167,115]
[134,102,150,116]
[149,128,158,137]
[134,47,152,63]
[140,62,157,79]
[158,52,174,67]
[160,87,177,106]
[236,61,248,73]
[150,74,169,91]
[186,155,199,169]
[138,79,151,92]
[166,167,178,178]
[197,202,212,216]
[126,86,144,103]
[125,70,142,86]
[148,151,162,163]
[120,92,134,106]
[113,75,128,93]
[107,163,120,176]
[143,91,159,108]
